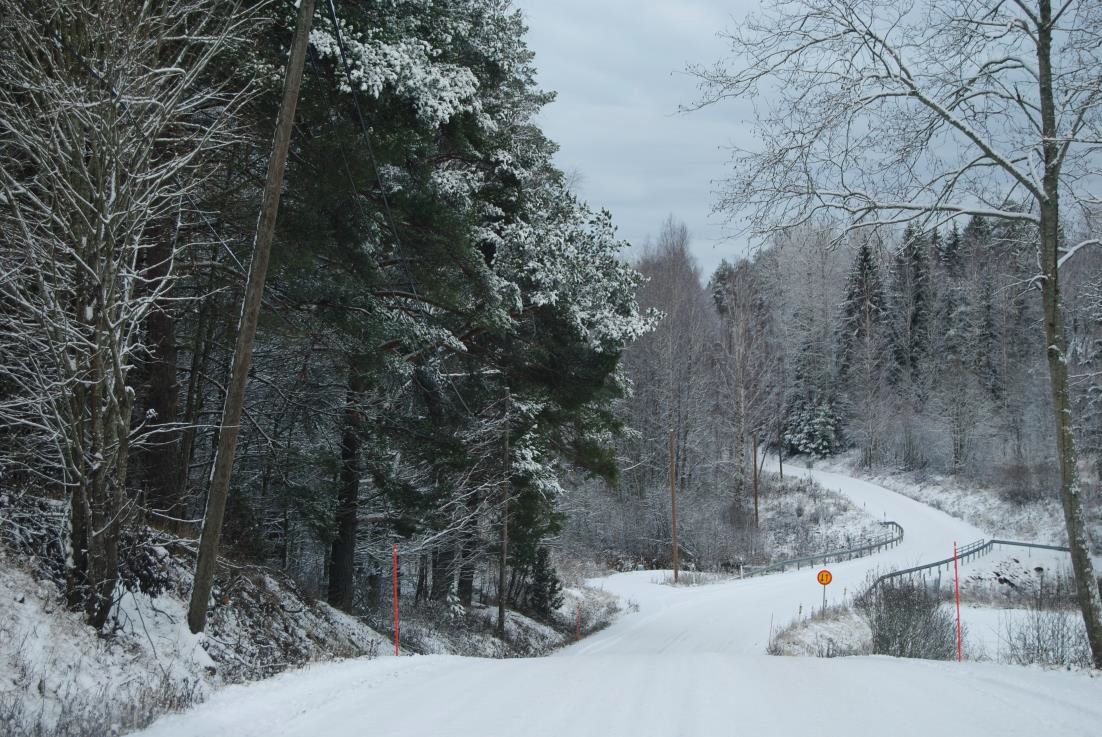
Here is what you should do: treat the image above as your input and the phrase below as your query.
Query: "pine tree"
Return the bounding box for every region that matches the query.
[961,216,989,268]
[783,400,842,458]
[930,223,986,473]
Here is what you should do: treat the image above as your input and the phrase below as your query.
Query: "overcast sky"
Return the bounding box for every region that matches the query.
[512,0,761,279]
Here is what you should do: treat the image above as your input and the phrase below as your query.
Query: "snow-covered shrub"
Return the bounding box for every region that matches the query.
[399,598,584,658]
[0,668,202,737]
[994,460,1060,506]
[563,588,621,640]
[857,579,957,660]
[659,570,731,586]
[1001,606,1092,669]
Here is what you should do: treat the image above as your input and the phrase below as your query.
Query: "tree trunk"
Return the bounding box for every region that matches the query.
[777,423,784,479]
[66,477,89,612]
[669,428,679,580]
[366,566,382,612]
[497,497,509,635]
[498,388,510,636]
[139,233,182,528]
[415,554,428,606]
[1040,209,1102,668]
[1036,0,1102,668]
[430,549,454,602]
[177,298,215,524]
[456,498,478,607]
[328,369,365,612]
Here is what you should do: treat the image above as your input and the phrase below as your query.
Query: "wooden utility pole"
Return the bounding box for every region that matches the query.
[186,0,317,634]
[669,429,679,584]
[777,425,784,479]
[497,389,510,638]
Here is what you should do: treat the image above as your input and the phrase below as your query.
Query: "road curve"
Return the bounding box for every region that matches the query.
[135,465,1102,737]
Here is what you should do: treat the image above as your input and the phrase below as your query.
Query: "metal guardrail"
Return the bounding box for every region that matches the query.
[743,521,904,578]
[988,539,1073,553]
[872,537,1072,589]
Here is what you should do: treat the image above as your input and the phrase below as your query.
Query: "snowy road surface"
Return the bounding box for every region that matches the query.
[135,465,1102,737]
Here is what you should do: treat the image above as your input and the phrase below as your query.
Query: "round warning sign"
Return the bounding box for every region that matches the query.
[817,569,833,586]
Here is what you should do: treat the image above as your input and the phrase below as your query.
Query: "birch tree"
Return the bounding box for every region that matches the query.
[712,257,780,525]
[694,0,1102,666]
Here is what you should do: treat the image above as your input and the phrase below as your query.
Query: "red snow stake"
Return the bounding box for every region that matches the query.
[393,543,400,657]
[953,541,962,662]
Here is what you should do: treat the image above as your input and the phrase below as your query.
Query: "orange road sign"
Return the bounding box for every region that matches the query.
[817,569,833,586]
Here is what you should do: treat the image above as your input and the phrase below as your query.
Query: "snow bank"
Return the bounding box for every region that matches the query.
[398,585,620,659]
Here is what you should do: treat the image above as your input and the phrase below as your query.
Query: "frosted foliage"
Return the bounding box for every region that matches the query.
[513,440,564,497]
[310,29,479,126]
[496,199,655,353]
[309,1,536,129]
[430,166,484,209]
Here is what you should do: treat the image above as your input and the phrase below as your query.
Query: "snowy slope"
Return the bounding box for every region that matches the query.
[0,547,390,736]
[808,453,1092,549]
[133,465,1102,737]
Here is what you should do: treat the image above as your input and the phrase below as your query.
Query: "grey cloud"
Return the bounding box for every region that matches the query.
[514,0,763,279]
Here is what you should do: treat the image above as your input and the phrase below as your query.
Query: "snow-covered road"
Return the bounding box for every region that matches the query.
[565,464,989,656]
[135,465,1102,737]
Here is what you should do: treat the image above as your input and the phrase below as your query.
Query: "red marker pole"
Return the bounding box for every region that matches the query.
[953,541,962,662]
[393,543,400,657]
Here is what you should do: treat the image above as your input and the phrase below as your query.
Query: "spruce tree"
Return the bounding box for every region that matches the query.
[938,223,962,277]
[838,241,886,380]
[886,226,931,391]
[974,274,1002,401]
[527,546,565,620]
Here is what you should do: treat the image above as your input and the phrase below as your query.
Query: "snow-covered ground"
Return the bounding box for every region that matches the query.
[131,464,1102,737]
[754,472,886,562]
[806,452,1089,548]
[0,547,391,736]
[133,651,1101,737]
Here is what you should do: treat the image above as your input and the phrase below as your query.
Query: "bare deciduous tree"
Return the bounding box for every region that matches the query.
[0,0,251,628]
[713,258,780,524]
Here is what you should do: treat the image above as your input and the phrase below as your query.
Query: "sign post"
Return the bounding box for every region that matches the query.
[817,569,832,612]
